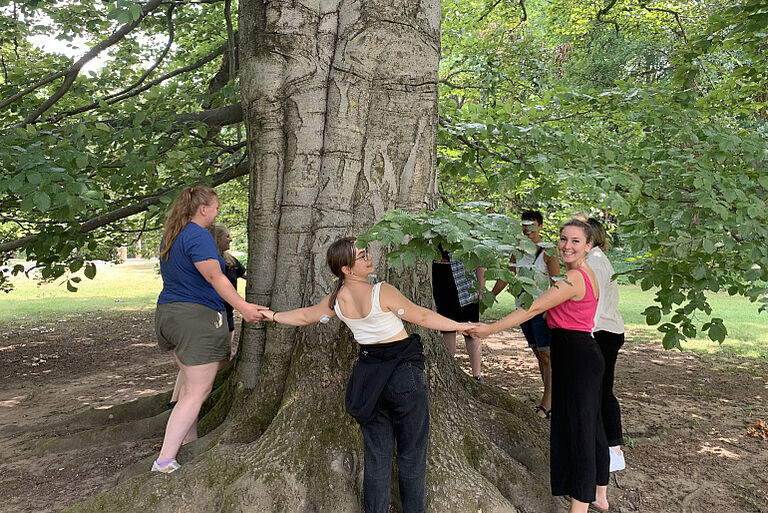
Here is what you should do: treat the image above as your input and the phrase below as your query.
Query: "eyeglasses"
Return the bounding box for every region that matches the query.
[355,248,369,261]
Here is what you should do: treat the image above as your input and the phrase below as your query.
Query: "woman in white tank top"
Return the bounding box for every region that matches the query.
[262,237,472,512]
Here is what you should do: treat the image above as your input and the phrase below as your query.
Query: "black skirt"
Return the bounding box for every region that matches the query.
[549,328,610,503]
[431,262,479,324]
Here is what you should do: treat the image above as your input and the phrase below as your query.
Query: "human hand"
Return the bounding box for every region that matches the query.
[456,322,474,336]
[241,303,267,323]
[467,322,495,339]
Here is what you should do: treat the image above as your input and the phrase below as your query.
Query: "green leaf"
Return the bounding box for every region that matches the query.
[70,258,84,273]
[66,280,78,293]
[84,262,97,280]
[26,172,42,185]
[34,191,51,212]
[644,306,662,325]
[707,320,727,343]
[128,2,143,21]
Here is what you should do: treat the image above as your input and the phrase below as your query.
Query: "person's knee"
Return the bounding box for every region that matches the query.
[181,383,214,403]
[538,350,551,364]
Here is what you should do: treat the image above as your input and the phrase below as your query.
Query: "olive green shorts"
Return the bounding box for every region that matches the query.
[154,302,229,366]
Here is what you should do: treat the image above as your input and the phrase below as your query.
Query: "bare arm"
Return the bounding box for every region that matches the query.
[544,247,561,284]
[491,254,516,295]
[194,260,266,321]
[476,267,486,298]
[469,269,585,338]
[263,294,336,326]
[379,283,469,332]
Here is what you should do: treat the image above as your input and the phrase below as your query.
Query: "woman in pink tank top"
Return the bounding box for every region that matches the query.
[470,219,611,513]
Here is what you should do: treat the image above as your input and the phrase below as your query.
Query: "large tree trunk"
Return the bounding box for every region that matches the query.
[67,1,557,511]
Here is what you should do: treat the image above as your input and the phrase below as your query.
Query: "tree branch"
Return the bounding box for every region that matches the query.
[101,5,177,102]
[597,0,620,34]
[4,0,165,124]
[640,2,688,43]
[477,0,505,22]
[48,39,230,123]
[0,159,249,254]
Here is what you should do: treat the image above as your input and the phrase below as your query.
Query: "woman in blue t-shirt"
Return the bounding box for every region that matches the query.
[152,185,266,474]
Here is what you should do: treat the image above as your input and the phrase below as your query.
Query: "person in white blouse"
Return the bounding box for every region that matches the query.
[585,218,626,473]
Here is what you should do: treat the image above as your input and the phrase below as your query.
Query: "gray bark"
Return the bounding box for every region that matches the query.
[67,1,556,511]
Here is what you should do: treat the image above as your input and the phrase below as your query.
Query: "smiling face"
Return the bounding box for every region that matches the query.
[522,219,543,242]
[558,225,592,268]
[222,229,232,251]
[198,196,220,228]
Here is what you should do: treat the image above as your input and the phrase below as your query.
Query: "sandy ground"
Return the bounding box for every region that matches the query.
[1,311,766,512]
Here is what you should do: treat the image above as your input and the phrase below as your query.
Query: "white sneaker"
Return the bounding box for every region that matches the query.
[609,446,625,472]
[151,459,181,473]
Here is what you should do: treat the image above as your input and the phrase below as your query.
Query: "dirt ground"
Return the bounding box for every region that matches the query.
[1,311,766,512]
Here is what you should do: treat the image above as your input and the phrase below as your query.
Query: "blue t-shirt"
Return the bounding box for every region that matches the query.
[157,222,226,311]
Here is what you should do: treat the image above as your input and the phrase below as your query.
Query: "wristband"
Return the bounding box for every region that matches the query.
[273,311,279,323]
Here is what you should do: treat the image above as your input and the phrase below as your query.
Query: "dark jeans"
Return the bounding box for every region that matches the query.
[361,361,429,513]
[594,330,625,446]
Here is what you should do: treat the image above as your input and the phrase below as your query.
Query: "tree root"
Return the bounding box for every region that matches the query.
[45,390,173,434]
[36,410,171,455]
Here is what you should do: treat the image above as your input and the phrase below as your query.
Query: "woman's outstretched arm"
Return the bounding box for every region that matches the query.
[469,268,586,338]
[379,283,471,333]
[262,294,336,326]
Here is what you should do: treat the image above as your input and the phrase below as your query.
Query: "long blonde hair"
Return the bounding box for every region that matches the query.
[208,225,237,267]
[160,185,218,261]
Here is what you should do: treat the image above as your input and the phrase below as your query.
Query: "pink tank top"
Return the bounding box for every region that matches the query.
[546,268,598,332]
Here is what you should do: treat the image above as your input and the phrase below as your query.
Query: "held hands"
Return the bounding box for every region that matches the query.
[466,322,495,339]
[241,303,269,323]
[456,322,475,336]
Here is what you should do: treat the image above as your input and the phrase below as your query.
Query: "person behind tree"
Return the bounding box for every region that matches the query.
[152,185,266,474]
[431,246,485,382]
[470,219,610,513]
[491,210,560,418]
[208,224,247,357]
[261,237,472,513]
[586,217,626,473]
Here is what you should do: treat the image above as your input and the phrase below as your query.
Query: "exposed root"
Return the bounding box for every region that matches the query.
[45,390,172,434]
[36,410,171,454]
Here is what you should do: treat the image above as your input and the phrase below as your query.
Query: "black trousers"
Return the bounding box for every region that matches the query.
[594,330,625,446]
[550,329,610,503]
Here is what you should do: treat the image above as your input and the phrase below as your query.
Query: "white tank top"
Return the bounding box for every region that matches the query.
[334,282,405,345]
[515,249,551,306]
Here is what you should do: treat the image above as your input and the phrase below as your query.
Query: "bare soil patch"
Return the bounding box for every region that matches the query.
[1,312,766,512]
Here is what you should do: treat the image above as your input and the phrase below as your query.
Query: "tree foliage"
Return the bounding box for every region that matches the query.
[1,0,245,290]
[367,0,768,348]
[2,0,767,347]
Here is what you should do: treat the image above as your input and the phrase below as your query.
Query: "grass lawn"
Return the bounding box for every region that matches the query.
[483,284,768,359]
[1,260,163,323]
[4,260,767,359]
